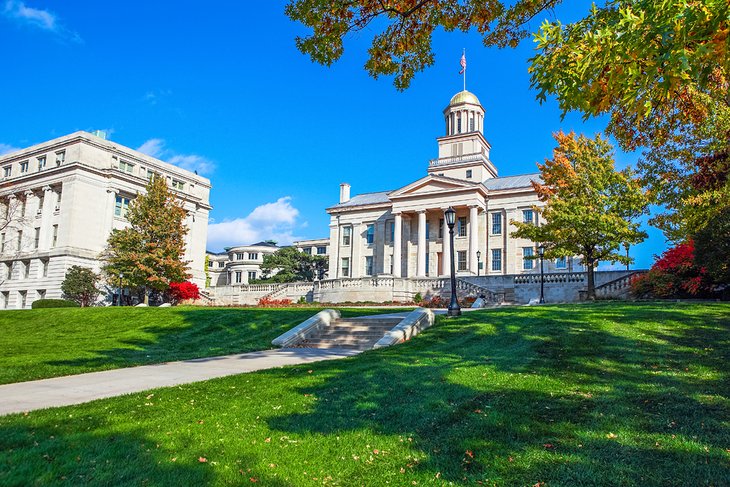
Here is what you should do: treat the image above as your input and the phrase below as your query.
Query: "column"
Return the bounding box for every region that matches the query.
[393,213,402,277]
[469,205,479,274]
[38,186,54,250]
[441,209,450,277]
[416,210,427,277]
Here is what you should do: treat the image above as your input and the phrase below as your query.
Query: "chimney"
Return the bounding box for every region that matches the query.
[339,183,351,203]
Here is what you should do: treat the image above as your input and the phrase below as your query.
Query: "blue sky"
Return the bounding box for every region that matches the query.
[0,1,667,268]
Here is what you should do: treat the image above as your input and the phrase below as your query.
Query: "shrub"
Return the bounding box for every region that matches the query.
[413,292,423,303]
[168,281,200,304]
[257,297,293,307]
[631,241,714,298]
[31,299,80,309]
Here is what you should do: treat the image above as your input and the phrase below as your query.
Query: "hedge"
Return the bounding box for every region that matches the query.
[31,299,80,309]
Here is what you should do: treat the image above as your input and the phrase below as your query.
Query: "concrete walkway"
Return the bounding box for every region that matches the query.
[0,348,360,416]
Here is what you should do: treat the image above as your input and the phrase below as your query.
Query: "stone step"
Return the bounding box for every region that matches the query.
[315,330,389,338]
[300,338,378,349]
[327,324,395,332]
[336,318,403,324]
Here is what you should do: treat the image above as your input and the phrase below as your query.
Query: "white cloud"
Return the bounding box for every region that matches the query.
[207,197,301,251]
[0,143,20,156]
[3,1,81,42]
[136,138,215,175]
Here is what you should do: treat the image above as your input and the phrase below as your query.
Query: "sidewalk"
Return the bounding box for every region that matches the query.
[0,348,360,416]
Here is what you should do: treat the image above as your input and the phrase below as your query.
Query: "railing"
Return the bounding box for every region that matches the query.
[455,279,503,304]
[594,271,646,298]
[428,153,488,167]
[514,272,586,285]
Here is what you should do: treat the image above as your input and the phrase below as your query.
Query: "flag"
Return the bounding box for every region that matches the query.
[459,52,466,74]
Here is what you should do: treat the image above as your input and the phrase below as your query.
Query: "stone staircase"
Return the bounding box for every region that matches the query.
[295,316,404,350]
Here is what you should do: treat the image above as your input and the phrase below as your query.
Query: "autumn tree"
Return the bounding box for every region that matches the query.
[259,246,328,283]
[102,176,189,304]
[512,131,649,299]
[61,266,102,307]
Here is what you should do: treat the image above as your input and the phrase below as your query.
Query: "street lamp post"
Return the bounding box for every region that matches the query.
[624,242,630,271]
[476,250,481,277]
[538,245,545,304]
[444,207,461,317]
[118,272,124,306]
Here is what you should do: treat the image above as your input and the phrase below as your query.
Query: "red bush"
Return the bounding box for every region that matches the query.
[168,281,200,304]
[631,241,713,298]
[257,297,293,307]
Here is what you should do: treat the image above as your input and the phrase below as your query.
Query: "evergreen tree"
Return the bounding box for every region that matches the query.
[512,131,649,299]
[102,176,189,304]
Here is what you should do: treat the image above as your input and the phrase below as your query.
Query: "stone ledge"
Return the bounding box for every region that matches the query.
[271,309,341,348]
[373,307,434,349]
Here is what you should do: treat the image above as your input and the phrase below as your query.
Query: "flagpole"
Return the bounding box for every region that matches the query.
[463,48,466,91]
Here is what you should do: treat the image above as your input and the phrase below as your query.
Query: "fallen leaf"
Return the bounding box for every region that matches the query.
[198,457,208,463]
[264,437,271,443]
[607,433,617,439]
[543,443,554,449]
[465,450,474,458]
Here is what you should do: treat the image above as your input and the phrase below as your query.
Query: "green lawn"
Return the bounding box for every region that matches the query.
[1,302,728,486]
[0,306,402,384]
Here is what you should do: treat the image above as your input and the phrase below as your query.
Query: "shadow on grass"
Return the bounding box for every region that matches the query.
[265,303,730,485]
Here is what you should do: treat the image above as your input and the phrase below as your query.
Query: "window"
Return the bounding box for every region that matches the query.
[3,166,11,178]
[303,247,312,255]
[364,256,373,276]
[235,271,242,284]
[341,257,350,277]
[217,261,225,268]
[6,262,12,280]
[425,222,430,240]
[491,249,502,271]
[425,253,430,275]
[466,169,472,179]
[317,246,327,255]
[37,289,46,300]
[0,233,5,253]
[457,217,467,237]
[171,179,185,190]
[34,228,40,249]
[114,196,131,217]
[523,247,534,270]
[457,251,467,271]
[37,192,44,214]
[119,160,134,173]
[556,256,567,269]
[389,221,394,242]
[248,252,258,260]
[342,226,351,246]
[20,161,29,174]
[469,117,475,132]
[55,151,65,166]
[55,187,62,210]
[1,291,8,309]
[19,198,26,217]
[16,230,22,251]
[438,219,444,239]
[19,290,26,309]
[491,213,502,235]
[40,259,49,277]
[235,252,244,260]
[22,260,30,279]
[208,260,214,267]
[52,225,58,247]
[389,254,394,274]
[522,209,534,224]
[248,271,257,281]
[37,156,46,171]
[457,116,462,133]
[366,224,375,244]
[146,169,157,181]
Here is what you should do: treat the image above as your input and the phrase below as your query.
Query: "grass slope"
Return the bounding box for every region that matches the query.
[0,306,399,384]
[1,302,728,486]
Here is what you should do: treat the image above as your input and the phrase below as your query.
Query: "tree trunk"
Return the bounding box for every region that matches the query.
[586,258,596,300]
[143,286,149,305]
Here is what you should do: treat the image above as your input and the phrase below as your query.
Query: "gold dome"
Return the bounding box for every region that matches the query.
[449,90,481,106]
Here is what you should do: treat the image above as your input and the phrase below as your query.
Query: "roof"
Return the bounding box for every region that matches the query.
[483,173,542,191]
[250,241,279,248]
[329,190,392,209]
[449,90,481,106]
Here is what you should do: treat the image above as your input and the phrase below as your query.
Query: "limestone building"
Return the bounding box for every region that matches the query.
[326,90,579,280]
[0,131,211,309]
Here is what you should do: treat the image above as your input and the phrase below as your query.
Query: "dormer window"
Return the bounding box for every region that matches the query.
[55,151,65,166]
[119,160,134,173]
[466,169,472,179]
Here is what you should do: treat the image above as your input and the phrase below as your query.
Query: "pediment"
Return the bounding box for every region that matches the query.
[389,175,479,198]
